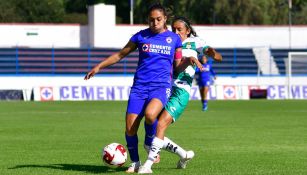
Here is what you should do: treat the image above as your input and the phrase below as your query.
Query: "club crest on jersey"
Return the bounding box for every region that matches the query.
[142,44,150,52]
[186,42,192,49]
[166,37,172,43]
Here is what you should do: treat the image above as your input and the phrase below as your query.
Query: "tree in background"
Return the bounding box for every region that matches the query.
[0,0,306,25]
[0,0,65,23]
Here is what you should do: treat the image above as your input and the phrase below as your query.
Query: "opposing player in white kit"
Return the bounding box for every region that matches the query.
[138,16,222,174]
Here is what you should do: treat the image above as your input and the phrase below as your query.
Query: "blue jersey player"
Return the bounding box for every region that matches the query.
[84,3,201,173]
[197,56,217,111]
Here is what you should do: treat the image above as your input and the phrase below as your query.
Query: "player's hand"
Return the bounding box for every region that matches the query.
[205,47,215,58]
[84,67,99,80]
[189,57,204,72]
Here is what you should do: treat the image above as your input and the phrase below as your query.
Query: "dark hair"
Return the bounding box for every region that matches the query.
[148,2,171,29]
[148,2,167,16]
[172,16,198,37]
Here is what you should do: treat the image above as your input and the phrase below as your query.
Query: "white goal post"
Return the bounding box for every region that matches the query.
[287,52,307,99]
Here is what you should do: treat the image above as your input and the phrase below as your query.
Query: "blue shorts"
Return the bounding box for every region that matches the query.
[198,79,211,87]
[126,85,171,117]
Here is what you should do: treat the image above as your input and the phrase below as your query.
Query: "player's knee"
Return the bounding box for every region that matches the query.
[125,126,138,136]
[144,116,156,125]
[144,110,158,124]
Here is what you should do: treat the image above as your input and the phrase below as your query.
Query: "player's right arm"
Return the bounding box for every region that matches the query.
[84,41,137,80]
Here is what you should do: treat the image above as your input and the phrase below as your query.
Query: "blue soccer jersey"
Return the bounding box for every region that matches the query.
[197,63,215,87]
[130,28,182,87]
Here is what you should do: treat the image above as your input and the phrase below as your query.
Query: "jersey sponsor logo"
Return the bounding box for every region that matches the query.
[40,87,54,101]
[166,37,172,43]
[142,43,171,55]
[142,44,150,52]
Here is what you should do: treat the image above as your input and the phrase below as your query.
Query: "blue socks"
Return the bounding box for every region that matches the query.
[203,100,208,107]
[144,119,158,147]
[125,134,139,162]
[125,119,158,162]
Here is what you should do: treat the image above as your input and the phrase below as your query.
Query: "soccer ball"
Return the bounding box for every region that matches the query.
[102,143,127,168]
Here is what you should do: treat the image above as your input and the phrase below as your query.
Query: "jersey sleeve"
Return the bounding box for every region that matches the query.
[175,35,183,49]
[194,37,208,54]
[129,31,141,44]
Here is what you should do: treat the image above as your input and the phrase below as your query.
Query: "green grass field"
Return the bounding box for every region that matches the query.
[0,100,307,175]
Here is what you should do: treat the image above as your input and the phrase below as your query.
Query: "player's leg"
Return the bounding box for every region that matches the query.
[199,84,206,109]
[163,137,195,169]
[125,113,143,173]
[143,87,170,154]
[143,98,162,164]
[125,88,147,173]
[138,110,172,174]
[140,112,194,173]
[143,98,163,148]
[160,88,194,168]
[159,95,194,169]
[139,87,193,173]
[203,86,209,111]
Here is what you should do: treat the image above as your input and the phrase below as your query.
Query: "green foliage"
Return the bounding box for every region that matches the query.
[0,1,23,22]
[0,0,306,24]
[0,0,65,23]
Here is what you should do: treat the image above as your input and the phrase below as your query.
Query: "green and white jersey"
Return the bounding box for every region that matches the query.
[173,36,207,94]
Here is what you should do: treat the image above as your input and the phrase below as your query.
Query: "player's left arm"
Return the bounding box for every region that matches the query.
[173,48,203,73]
[204,47,222,62]
[173,48,186,73]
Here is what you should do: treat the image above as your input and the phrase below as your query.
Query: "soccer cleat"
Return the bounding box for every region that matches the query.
[125,161,141,173]
[202,106,208,111]
[177,150,195,169]
[138,165,153,174]
[144,145,160,163]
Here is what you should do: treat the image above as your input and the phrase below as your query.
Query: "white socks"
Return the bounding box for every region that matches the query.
[143,137,164,168]
[163,136,187,159]
[143,136,187,168]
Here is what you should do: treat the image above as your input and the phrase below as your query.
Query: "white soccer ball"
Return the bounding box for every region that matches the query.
[102,143,127,168]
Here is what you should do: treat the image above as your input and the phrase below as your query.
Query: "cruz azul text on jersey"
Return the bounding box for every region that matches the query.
[142,44,171,55]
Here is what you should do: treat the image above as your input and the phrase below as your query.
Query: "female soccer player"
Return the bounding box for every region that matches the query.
[138,16,222,174]
[84,4,201,173]
[197,55,217,111]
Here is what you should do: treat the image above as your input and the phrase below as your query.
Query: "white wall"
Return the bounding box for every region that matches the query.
[2,24,306,49]
[0,24,82,48]
[88,4,116,48]
[103,25,307,49]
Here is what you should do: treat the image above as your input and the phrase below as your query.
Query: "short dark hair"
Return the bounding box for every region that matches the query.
[147,2,167,17]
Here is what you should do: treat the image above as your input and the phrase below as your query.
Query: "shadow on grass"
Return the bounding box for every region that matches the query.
[9,164,126,174]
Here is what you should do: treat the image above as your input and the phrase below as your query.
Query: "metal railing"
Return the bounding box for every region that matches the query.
[2,47,301,76]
